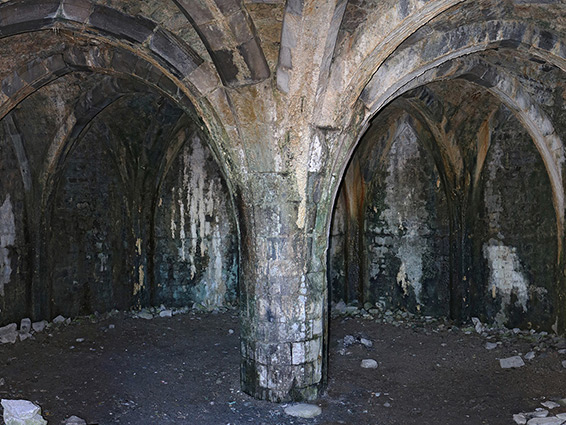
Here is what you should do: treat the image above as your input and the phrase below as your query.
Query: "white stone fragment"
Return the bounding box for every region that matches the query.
[361,359,378,369]
[0,323,17,344]
[63,415,87,425]
[360,338,373,348]
[472,317,484,333]
[136,311,153,320]
[284,404,322,418]
[159,310,172,318]
[526,417,564,425]
[556,413,566,419]
[513,413,527,424]
[19,319,31,334]
[31,321,47,333]
[500,356,525,368]
[527,410,549,418]
[562,360,566,369]
[486,342,498,350]
[541,401,560,410]
[18,333,31,342]
[525,351,536,361]
[53,315,66,324]
[1,399,47,425]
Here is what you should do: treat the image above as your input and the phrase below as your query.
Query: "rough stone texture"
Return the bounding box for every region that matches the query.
[283,403,322,418]
[0,0,565,405]
[1,399,47,425]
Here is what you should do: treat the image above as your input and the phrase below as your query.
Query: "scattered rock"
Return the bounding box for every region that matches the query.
[136,311,153,320]
[472,317,484,334]
[525,351,536,361]
[75,338,85,343]
[159,310,172,318]
[0,323,18,344]
[486,342,498,350]
[108,324,115,329]
[526,418,563,424]
[19,319,31,334]
[0,378,5,386]
[541,401,560,410]
[228,329,234,335]
[283,404,322,419]
[343,335,356,347]
[361,359,378,369]
[527,410,549,418]
[500,356,525,369]
[513,413,527,424]
[18,333,31,342]
[31,321,47,333]
[63,415,87,425]
[562,360,566,369]
[53,315,66,324]
[1,399,47,425]
[334,301,347,314]
[360,338,373,348]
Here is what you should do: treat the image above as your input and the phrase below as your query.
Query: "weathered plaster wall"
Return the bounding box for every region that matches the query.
[0,128,28,324]
[0,80,238,325]
[330,114,451,316]
[477,106,558,329]
[154,132,238,309]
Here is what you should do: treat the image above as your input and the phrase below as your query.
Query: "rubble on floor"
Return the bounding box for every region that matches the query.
[0,304,237,348]
[283,403,322,418]
[332,300,566,425]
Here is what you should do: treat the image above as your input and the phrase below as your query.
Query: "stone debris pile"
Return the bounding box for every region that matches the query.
[0,303,237,348]
[513,400,566,424]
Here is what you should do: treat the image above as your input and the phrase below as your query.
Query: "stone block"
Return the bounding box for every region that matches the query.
[228,11,253,44]
[89,5,155,44]
[284,403,321,418]
[149,30,202,78]
[19,318,31,334]
[1,399,47,425]
[0,1,58,34]
[63,416,87,425]
[31,321,47,333]
[186,63,221,97]
[0,323,17,344]
[500,356,525,368]
[2,72,26,98]
[213,0,240,15]
[238,37,270,81]
[174,0,213,26]
[60,0,92,22]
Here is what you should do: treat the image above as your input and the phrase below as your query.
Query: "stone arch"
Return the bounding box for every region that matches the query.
[0,10,244,320]
[330,23,566,258]
[171,0,270,87]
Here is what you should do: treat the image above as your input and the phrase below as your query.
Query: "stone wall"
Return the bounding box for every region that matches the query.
[0,86,238,326]
[329,101,559,330]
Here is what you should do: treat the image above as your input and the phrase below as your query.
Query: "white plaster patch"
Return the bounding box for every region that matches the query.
[483,243,529,326]
[308,134,323,172]
[380,122,428,303]
[0,195,16,296]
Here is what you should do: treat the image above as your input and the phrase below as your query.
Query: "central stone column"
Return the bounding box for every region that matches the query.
[238,171,327,402]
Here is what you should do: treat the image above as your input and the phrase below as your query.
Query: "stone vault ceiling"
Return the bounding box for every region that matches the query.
[1,0,566,403]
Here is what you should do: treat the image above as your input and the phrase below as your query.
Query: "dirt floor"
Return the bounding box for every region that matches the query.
[1,308,565,425]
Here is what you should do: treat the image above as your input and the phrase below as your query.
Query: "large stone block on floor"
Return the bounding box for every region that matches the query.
[1,399,47,425]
